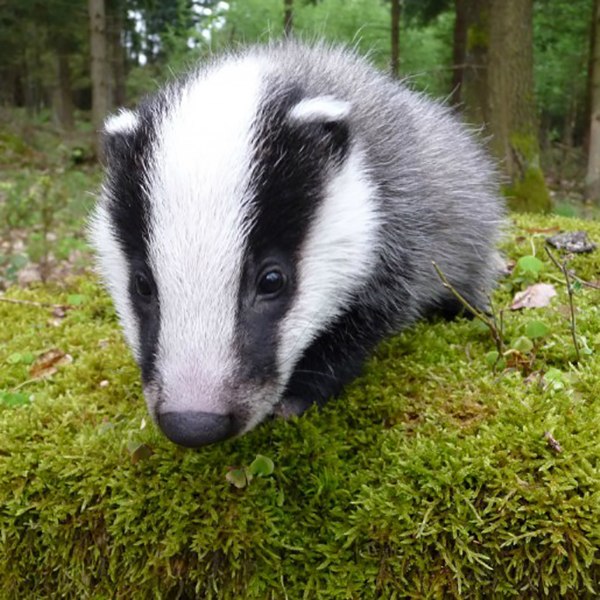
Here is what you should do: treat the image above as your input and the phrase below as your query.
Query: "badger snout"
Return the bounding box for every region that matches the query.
[157,411,234,447]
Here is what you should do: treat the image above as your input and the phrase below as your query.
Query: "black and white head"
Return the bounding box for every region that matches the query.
[89,47,381,447]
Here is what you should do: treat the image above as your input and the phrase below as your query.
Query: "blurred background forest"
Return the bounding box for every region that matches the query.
[0,0,599,290]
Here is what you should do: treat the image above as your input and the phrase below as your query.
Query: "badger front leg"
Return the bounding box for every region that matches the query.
[273,306,388,419]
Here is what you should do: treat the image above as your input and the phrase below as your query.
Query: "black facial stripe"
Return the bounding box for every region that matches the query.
[104,95,167,382]
[246,84,350,255]
[235,82,352,384]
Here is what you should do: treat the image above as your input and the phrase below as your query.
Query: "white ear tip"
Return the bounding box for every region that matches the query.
[104,109,139,135]
[289,96,351,123]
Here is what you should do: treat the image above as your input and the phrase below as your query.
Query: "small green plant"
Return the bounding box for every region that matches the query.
[515,254,543,286]
[0,391,30,406]
[27,175,68,282]
[226,454,276,489]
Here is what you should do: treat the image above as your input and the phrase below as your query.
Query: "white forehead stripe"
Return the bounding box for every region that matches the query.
[148,58,264,413]
[289,96,351,122]
[277,149,379,383]
[104,109,139,135]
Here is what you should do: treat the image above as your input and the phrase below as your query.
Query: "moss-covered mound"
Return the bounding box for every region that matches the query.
[1,215,599,598]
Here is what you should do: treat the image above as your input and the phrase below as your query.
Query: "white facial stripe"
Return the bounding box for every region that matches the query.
[88,194,141,359]
[104,109,139,135]
[277,150,379,383]
[289,96,351,122]
[147,58,264,413]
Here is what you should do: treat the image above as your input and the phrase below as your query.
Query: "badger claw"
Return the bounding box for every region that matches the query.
[272,396,314,420]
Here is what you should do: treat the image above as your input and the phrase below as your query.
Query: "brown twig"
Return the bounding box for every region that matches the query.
[0,297,72,310]
[544,246,581,363]
[432,261,505,356]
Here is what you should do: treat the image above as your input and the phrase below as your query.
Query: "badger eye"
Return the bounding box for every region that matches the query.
[257,268,286,297]
[134,272,152,299]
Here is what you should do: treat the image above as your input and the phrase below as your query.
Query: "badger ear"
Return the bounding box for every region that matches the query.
[101,109,140,163]
[288,96,351,123]
[288,96,351,158]
[104,108,139,136]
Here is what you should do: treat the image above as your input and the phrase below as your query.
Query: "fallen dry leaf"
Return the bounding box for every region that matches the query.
[129,443,153,464]
[526,226,560,234]
[29,349,73,380]
[510,283,557,310]
[51,305,69,319]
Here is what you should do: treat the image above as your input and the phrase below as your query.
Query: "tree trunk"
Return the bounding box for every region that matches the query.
[23,59,36,118]
[89,0,110,156]
[450,0,468,105]
[488,0,550,212]
[586,0,600,205]
[53,53,74,130]
[562,94,577,151]
[461,0,489,126]
[284,0,294,36]
[0,67,15,106]
[390,0,401,79]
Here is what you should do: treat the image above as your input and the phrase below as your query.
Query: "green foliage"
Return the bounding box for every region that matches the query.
[0,169,92,284]
[534,0,592,138]
[249,454,275,477]
[1,215,599,597]
[525,319,550,339]
[517,254,543,281]
[0,123,100,287]
[213,0,453,95]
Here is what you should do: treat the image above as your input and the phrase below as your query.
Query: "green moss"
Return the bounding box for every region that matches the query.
[505,132,552,213]
[466,23,488,53]
[1,215,599,598]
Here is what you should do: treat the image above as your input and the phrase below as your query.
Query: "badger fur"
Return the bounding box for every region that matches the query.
[90,41,504,448]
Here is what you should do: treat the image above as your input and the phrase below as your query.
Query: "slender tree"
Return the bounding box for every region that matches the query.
[107,0,127,107]
[390,0,402,78]
[458,0,490,126]
[89,0,110,155]
[487,0,550,211]
[53,52,74,130]
[586,0,600,204]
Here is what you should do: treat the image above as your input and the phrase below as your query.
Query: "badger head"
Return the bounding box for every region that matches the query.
[89,55,380,447]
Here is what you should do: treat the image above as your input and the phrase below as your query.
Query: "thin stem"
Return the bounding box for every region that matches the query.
[432,261,504,355]
[544,246,581,363]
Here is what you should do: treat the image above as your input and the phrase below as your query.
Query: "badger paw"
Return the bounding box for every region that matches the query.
[272,396,314,420]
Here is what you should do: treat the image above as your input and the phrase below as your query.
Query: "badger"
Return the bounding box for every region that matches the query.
[89,41,504,448]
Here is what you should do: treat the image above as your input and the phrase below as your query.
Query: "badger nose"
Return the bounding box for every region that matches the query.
[158,411,233,447]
